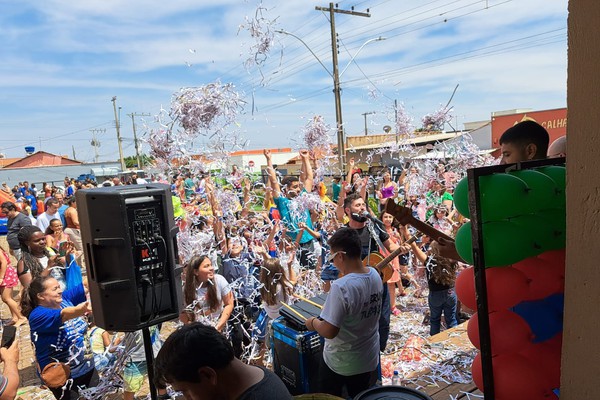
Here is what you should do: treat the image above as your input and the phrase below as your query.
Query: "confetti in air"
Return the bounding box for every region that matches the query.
[394,102,414,136]
[239,2,279,69]
[170,81,245,135]
[421,105,453,131]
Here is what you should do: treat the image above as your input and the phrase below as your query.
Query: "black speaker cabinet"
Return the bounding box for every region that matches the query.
[76,184,183,331]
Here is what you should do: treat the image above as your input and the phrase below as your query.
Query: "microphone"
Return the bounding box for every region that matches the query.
[361,211,384,225]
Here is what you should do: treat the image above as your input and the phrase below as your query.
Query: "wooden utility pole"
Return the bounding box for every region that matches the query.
[128,112,150,169]
[111,96,125,172]
[315,3,370,171]
[362,111,376,135]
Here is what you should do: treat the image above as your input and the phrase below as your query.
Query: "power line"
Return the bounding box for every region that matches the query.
[0,121,113,152]
[255,28,565,113]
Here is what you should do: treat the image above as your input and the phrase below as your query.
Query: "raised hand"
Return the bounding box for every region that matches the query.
[243,177,251,192]
[299,149,310,159]
[263,148,272,160]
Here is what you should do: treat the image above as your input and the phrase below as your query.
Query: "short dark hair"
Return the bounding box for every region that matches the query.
[1,202,16,212]
[328,227,362,259]
[154,323,234,387]
[281,176,299,188]
[343,192,363,209]
[45,198,60,208]
[499,121,549,159]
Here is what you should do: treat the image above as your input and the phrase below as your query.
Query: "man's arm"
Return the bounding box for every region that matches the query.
[263,149,281,198]
[68,208,80,229]
[205,179,228,254]
[240,177,251,219]
[346,157,355,184]
[299,150,314,193]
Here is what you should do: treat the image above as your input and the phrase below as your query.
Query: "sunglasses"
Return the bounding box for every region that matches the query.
[327,251,346,263]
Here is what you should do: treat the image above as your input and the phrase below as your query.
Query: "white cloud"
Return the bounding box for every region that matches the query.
[0,0,568,159]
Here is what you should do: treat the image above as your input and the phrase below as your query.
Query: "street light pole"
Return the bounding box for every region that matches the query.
[328,6,345,171]
[278,4,380,171]
[128,112,151,169]
[111,96,126,172]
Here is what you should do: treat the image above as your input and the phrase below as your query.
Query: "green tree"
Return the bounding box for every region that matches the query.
[124,154,154,168]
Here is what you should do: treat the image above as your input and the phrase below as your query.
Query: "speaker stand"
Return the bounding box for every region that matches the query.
[143,326,158,400]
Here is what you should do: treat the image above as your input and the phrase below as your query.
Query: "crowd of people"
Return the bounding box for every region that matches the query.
[0,120,565,399]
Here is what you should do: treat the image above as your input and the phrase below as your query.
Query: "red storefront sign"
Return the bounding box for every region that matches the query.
[491,108,567,152]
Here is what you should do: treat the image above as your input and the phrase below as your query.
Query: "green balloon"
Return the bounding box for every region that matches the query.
[537,166,566,190]
[509,170,559,213]
[455,222,474,264]
[510,214,555,255]
[453,177,470,218]
[479,173,529,221]
[455,221,534,267]
[540,208,566,250]
[482,221,535,266]
[537,166,566,208]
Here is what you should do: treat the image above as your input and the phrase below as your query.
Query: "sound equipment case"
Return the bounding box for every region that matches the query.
[270,317,324,395]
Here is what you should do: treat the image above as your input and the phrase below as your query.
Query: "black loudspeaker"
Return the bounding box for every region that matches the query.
[76,184,183,331]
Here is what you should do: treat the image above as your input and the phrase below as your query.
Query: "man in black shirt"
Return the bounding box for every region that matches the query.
[2,202,32,260]
[342,193,410,351]
[155,323,292,400]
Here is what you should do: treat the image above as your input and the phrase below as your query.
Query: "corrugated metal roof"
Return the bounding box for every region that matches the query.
[348,131,465,151]
[413,148,496,159]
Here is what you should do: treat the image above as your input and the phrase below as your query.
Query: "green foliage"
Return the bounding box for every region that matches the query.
[124,154,154,168]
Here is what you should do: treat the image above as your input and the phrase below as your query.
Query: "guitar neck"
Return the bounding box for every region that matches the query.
[406,216,453,243]
[373,234,420,270]
[385,201,454,243]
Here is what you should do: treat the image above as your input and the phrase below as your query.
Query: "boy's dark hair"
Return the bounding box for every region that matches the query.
[154,323,234,387]
[343,192,362,209]
[499,120,549,158]
[281,176,299,188]
[328,227,362,259]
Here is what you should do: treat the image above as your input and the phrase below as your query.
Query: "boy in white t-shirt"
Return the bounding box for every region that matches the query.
[305,227,383,398]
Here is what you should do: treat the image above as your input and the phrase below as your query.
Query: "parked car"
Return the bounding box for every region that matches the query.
[77,173,96,182]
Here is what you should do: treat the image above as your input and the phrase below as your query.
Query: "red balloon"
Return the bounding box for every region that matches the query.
[455,266,529,312]
[471,352,484,390]
[538,249,566,279]
[513,257,563,300]
[519,341,562,389]
[472,353,552,400]
[546,333,563,352]
[467,310,533,355]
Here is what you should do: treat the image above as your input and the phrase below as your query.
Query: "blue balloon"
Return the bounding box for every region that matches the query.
[512,299,563,343]
[544,293,565,316]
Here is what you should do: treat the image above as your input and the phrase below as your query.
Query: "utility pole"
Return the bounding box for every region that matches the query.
[362,111,376,135]
[72,145,76,160]
[128,112,151,169]
[111,96,126,172]
[315,3,370,172]
[395,99,399,144]
[89,128,105,163]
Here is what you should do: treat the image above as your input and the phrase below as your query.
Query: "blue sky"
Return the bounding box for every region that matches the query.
[0,0,567,162]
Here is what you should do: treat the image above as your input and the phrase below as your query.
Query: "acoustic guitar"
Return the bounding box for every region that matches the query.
[384,199,465,262]
[364,233,422,283]
[384,200,454,242]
